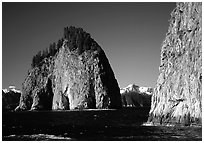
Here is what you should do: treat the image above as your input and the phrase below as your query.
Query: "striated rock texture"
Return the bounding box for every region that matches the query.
[149,2,202,125]
[120,84,152,107]
[17,26,122,111]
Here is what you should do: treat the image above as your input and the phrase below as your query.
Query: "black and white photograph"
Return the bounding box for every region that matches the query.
[1,1,202,141]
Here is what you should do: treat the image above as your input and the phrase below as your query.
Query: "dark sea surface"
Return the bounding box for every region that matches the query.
[2,108,202,141]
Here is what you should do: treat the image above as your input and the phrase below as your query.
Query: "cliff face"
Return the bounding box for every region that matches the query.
[17,27,122,111]
[18,58,55,110]
[149,2,202,125]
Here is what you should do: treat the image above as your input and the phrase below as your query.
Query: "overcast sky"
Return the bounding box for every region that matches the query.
[2,2,175,90]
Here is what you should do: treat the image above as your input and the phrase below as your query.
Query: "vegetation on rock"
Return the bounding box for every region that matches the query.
[17,26,122,111]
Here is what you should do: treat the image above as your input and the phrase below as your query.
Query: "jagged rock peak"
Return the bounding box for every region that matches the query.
[16,26,122,111]
[148,2,202,126]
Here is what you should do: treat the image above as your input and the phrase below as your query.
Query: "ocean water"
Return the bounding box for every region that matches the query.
[2,108,202,141]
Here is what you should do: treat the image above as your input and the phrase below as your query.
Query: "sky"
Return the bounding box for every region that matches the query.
[2,2,176,90]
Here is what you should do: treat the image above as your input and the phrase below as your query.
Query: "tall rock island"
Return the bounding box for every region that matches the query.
[16,26,122,111]
[149,2,202,125]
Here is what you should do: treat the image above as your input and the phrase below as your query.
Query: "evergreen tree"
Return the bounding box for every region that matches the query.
[31,26,95,68]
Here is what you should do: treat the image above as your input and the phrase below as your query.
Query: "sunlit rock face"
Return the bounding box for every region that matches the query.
[120,84,153,107]
[16,26,122,111]
[17,59,55,111]
[149,2,202,125]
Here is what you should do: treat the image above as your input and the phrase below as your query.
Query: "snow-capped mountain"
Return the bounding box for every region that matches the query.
[120,84,153,95]
[120,84,139,94]
[138,86,153,95]
[2,86,21,94]
[2,86,21,111]
[120,84,153,107]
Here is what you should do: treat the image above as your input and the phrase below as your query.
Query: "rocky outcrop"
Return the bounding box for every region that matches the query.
[16,58,55,111]
[149,2,202,126]
[2,86,21,111]
[120,84,153,107]
[16,26,122,111]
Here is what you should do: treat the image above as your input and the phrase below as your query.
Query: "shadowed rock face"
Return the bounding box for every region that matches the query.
[149,2,202,125]
[17,27,122,111]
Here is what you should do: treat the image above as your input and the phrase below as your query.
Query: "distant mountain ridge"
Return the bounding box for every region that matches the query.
[120,84,153,95]
[2,86,21,94]
[2,86,21,111]
[120,84,153,108]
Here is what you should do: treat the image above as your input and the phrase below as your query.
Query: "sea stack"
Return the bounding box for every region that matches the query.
[16,26,122,111]
[149,2,202,125]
